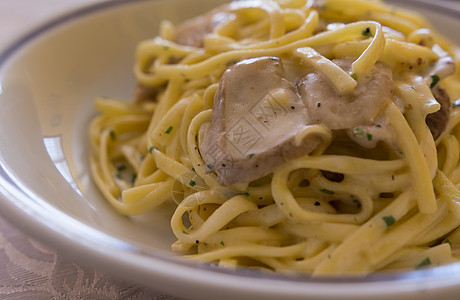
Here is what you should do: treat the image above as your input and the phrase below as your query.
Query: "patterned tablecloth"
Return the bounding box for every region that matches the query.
[0,217,175,300]
[0,0,179,299]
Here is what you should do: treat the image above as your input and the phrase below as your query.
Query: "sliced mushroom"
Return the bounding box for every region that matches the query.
[199,56,399,185]
[423,55,455,140]
[426,85,450,139]
[297,58,394,130]
[199,56,323,186]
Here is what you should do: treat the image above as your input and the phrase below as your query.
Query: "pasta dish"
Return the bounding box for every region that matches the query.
[89,0,460,275]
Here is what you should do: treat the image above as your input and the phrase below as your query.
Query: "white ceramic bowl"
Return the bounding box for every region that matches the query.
[1,0,460,299]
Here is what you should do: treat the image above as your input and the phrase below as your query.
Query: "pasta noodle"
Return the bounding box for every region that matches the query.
[89,0,460,276]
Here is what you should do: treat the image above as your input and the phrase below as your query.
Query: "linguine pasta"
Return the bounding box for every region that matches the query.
[89,0,460,275]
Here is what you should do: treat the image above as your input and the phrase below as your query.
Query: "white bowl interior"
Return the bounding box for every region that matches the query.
[0,0,231,252]
[1,0,460,299]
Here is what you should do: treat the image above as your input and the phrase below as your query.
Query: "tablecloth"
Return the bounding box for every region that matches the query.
[0,217,176,300]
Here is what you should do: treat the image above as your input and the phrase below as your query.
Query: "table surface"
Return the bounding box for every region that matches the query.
[0,1,179,299]
[1,0,460,299]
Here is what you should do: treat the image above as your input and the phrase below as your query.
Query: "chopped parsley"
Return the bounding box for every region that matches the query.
[382,215,395,227]
[430,74,440,89]
[165,126,173,134]
[415,257,431,269]
[109,130,116,140]
[362,27,372,37]
[189,180,196,187]
[220,240,225,246]
[320,188,335,195]
[353,127,373,141]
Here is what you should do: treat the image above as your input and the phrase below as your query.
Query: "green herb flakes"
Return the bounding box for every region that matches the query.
[189,180,196,187]
[430,74,440,89]
[415,257,431,269]
[320,188,335,195]
[353,127,373,141]
[361,27,372,37]
[382,215,395,227]
[109,130,116,140]
[165,126,173,134]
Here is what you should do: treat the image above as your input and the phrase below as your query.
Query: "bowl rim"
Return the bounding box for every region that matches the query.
[1,0,460,298]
